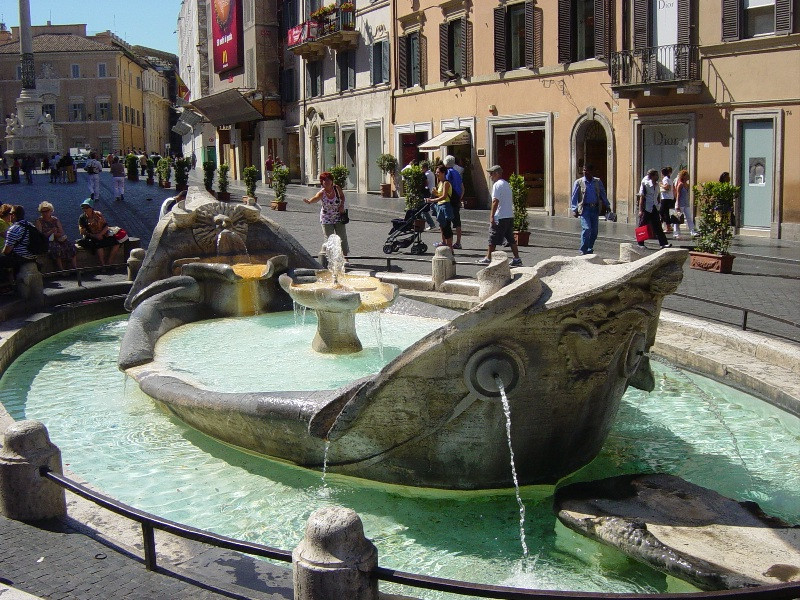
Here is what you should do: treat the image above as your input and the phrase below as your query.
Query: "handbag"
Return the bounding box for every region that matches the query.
[339,209,349,224]
[635,224,653,242]
[108,226,129,243]
[669,209,685,225]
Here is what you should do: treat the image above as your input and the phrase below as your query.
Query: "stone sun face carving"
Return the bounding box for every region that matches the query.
[190,202,249,254]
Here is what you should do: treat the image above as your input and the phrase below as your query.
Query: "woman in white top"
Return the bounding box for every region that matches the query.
[303,171,349,256]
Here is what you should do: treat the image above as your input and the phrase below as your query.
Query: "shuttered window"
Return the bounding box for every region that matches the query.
[337,50,355,92]
[495,1,539,72]
[307,60,323,97]
[371,40,390,85]
[723,0,793,40]
[399,32,422,88]
[559,0,607,62]
[440,17,470,80]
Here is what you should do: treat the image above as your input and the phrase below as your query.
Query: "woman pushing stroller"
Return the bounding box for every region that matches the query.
[426,165,454,250]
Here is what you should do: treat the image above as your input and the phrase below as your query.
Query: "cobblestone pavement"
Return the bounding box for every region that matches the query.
[0,169,798,599]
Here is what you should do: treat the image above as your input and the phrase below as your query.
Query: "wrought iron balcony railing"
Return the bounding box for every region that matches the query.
[287,8,357,57]
[611,44,699,87]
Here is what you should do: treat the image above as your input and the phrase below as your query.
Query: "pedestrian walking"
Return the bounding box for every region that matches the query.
[303,171,350,256]
[443,155,464,249]
[426,165,454,250]
[1,156,8,180]
[477,165,522,266]
[673,169,696,238]
[570,163,610,255]
[85,152,103,200]
[659,166,675,234]
[420,160,437,230]
[637,169,671,249]
[110,156,126,201]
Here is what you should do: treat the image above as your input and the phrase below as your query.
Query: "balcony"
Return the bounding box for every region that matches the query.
[610,44,701,99]
[287,21,325,60]
[315,8,358,51]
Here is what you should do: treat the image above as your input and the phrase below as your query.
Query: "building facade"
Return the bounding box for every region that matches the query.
[390,0,799,239]
[0,23,172,157]
[286,0,393,192]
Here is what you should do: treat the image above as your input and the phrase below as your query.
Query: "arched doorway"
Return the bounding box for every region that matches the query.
[576,120,608,186]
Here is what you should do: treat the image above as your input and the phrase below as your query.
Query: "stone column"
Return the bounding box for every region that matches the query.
[293,506,378,600]
[0,420,66,520]
[431,245,455,290]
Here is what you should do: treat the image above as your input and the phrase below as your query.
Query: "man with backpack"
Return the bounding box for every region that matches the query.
[570,163,611,255]
[0,205,44,274]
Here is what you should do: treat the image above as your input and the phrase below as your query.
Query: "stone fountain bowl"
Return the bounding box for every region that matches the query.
[120,237,688,489]
[279,270,399,313]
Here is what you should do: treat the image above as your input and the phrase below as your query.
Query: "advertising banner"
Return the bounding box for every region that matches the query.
[212,0,243,74]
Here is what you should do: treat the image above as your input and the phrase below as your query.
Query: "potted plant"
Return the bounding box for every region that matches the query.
[271,164,289,210]
[338,2,355,29]
[217,163,231,202]
[125,153,139,181]
[202,160,215,193]
[146,158,155,185]
[174,157,190,192]
[156,157,172,188]
[689,181,739,273]
[510,173,530,246]
[242,165,259,204]
[401,164,426,211]
[376,153,397,198]
[329,164,349,191]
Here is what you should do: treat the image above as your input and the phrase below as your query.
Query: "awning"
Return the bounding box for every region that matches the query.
[171,109,204,136]
[172,122,192,136]
[418,129,471,151]
[190,89,263,127]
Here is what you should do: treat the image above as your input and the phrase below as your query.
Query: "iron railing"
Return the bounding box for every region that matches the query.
[287,10,355,48]
[40,469,800,599]
[610,44,699,86]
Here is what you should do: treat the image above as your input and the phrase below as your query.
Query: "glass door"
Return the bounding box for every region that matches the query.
[739,120,773,229]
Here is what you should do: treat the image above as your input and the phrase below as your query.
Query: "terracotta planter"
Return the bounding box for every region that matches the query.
[217,191,231,202]
[146,177,154,186]
[161,181,172,189]
[689,251,735,274]
[514,230,531,247]
[271,200,287,211]
[243,195,257,205]
[381,183,392,198]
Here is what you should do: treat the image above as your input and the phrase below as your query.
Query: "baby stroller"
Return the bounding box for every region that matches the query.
[382,204,430,255]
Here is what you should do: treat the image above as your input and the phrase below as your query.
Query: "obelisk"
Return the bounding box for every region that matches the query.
[4,0,57,158]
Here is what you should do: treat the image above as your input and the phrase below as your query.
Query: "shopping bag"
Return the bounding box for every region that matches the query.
[635,224,652,242]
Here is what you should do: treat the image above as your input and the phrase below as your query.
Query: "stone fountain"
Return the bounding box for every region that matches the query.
[279,236,398,354]
[119,188,688,490]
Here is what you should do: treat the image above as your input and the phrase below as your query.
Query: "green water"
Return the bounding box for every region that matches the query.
[153,310,445,392]
[1,316,798,599]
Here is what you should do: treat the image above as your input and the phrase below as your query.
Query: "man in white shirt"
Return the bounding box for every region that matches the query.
[638,169,670,248]
[477,165,522,266]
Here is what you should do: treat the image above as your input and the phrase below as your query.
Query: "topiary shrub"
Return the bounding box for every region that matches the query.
[693,181,739,255]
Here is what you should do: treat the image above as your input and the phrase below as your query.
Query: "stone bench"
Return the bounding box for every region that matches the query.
[36,237,141,274]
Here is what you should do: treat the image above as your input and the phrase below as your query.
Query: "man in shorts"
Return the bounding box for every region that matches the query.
[476,165,522,266]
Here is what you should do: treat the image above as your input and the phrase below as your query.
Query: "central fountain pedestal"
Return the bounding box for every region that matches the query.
[279,270,399,354]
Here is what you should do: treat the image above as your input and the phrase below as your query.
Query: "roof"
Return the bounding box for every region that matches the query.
[0,33,118,54]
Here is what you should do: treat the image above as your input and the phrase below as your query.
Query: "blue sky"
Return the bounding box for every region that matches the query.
[2,0,182,54]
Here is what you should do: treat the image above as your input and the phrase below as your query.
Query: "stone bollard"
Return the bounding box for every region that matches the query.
[293,506,378,600]
[431,245,455,290]
[127,247,146,281]
[16,262,44,305]
[0,420,66,521]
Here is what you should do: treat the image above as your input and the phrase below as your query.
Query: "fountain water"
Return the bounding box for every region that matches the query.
[494,374,529,558]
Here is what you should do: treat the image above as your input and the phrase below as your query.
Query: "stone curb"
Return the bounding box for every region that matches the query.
[653,311,800,417]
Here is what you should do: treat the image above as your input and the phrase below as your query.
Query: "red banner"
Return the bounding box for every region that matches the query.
[212,0,243,74]
[287,21,319,47]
